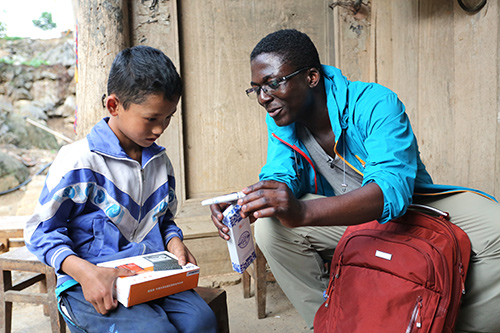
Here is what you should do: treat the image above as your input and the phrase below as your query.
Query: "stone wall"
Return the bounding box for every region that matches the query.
[0,35,76,193]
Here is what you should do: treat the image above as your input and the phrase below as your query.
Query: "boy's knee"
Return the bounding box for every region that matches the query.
[183,306,218,332]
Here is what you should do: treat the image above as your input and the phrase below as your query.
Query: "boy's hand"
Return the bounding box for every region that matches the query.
[61,255,136,315]
[80,265,136,315]
[167,236,197,266]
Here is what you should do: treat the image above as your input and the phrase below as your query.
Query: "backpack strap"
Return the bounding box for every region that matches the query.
[408,204,450,220]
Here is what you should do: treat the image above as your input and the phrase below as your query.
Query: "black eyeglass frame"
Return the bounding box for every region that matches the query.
[245,67,310,98]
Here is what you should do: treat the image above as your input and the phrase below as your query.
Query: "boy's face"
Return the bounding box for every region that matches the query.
[107,93,179,157]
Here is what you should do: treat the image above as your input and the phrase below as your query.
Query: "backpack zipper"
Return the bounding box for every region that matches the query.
[406,296,423,332]
[324,254,343,308]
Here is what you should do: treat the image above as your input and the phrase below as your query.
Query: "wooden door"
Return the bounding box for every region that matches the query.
[174,1,335,222]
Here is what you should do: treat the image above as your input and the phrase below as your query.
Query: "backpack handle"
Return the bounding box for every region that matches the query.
[408,204,450,220]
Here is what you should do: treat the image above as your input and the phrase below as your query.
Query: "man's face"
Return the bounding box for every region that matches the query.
[108,93,179,156]
[250,53,310,127]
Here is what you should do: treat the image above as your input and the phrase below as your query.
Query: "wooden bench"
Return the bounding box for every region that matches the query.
[195,286,229,333]
[0,246,65,333]
[0,216,27,253]
[242,243,275,319]
[0,246,229,333]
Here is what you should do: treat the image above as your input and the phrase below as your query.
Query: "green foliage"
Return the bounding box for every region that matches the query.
[23,58,50,67]
[0,36,23,41]
[0,57,49,67]
[0,58,14,65]
[32,12,57,31]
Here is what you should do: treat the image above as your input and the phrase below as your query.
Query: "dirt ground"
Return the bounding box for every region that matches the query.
[10,274,310,333]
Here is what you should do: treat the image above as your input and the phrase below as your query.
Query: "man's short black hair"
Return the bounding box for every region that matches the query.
[250,29,322,71]
[107,45,182,109]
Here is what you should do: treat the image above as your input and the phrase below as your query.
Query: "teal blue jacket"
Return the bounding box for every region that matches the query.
[259,65,496,223]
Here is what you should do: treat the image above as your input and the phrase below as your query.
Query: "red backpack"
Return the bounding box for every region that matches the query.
[313,205,471,333]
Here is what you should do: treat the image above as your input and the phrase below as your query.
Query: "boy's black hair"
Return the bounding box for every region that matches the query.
[250,29,322,72]
[107,45,182,109]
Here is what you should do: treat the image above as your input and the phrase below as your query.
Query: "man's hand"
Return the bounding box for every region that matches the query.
[210,202,231,240]
[237,180,384,228]
[167,236,197,266]
[237,180,306,228]
[61,255,136,315]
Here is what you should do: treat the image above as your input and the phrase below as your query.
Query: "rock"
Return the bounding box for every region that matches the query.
[31,65,73,107]
[0,36,75,151]
[12,70,34,89]
[13,100,48,121]
[11,88,33,101]
[0,150,30,193]
[0,113,59,150]
[41,39,75,67]
[0,97,13,113]
[53,95,76,118]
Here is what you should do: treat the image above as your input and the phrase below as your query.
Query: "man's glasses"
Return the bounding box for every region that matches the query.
[245,67,309,99]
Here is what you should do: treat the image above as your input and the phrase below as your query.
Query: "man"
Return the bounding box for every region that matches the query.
[211,29,500,332]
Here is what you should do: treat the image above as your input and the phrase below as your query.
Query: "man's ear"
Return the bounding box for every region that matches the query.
[308,68,321,88]
[106,94,120,116]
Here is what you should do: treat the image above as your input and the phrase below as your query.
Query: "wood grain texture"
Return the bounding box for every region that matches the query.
[75,0,130,139]
[178,0,334,198]
[337,0,499,198]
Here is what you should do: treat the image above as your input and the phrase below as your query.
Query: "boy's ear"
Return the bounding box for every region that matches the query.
[106,94,120,116]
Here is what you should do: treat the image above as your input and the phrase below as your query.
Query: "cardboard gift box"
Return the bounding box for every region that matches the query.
[223,204,256,273]
[97,251,200,307]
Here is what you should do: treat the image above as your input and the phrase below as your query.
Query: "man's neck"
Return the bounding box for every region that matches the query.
[299,88,335,156]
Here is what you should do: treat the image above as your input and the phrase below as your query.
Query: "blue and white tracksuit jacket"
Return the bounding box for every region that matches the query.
[24,118,182,294]
[259,65,496,224]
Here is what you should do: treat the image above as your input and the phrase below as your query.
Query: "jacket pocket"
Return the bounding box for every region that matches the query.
[88,217,120,257]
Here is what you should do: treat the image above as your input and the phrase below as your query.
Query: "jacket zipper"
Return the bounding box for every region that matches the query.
[131,166,144,240]
[271,133,318,193]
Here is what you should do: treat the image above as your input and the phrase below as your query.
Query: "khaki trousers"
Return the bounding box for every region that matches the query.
[254,192,500,332]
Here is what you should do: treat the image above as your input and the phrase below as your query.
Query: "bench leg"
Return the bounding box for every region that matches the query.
[242,270,251,299]
[255,245,267,319]
[0,270,13,333]
[45,269,66,333]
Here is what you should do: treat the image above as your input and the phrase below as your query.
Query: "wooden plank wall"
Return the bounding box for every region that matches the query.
[335,0,500,199]
[178,1,334,201]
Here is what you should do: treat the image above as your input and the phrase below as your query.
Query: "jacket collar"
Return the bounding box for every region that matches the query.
[87,117,164,164]
[266,65,350,146]
[322,65,349,141]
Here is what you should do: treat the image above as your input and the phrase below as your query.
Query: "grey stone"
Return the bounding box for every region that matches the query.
[0,113,59,150]
[14,100,48,121]
[0,149,29,193]
[53,95,76,118]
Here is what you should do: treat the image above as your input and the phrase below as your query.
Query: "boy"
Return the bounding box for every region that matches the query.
[25,46,218,332]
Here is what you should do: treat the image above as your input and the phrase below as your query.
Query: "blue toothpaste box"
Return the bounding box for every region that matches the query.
[222,204,256,273]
